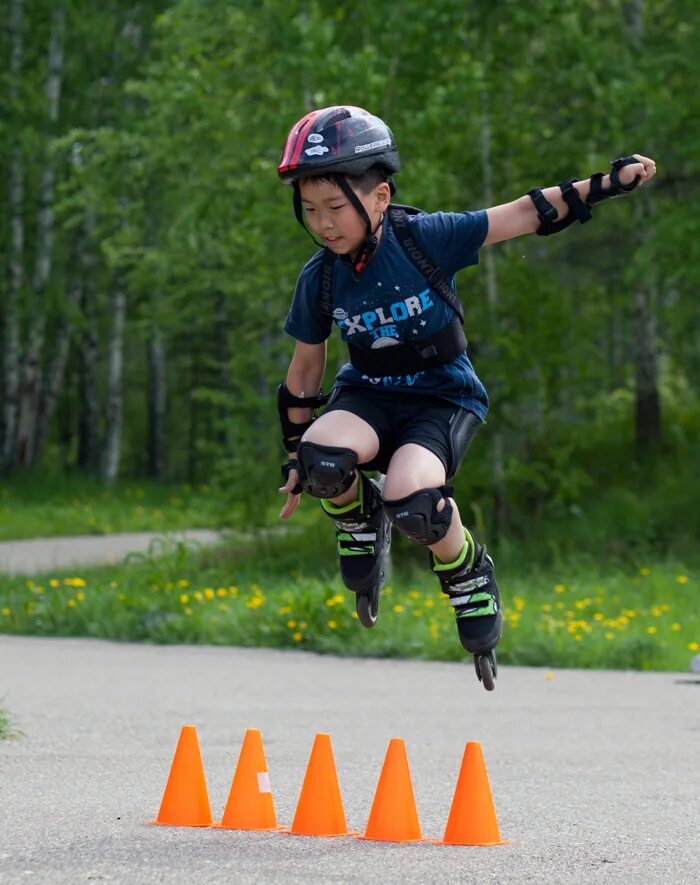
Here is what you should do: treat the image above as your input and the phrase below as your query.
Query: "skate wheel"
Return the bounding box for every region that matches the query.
[356,592,378,629]
[474,651,497,691]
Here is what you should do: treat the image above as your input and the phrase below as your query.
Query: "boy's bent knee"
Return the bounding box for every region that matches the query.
[296,441,357,498]
[384,486,453,545]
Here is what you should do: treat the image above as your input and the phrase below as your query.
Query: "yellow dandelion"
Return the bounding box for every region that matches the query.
[647,626,657,635]
[229,586,239,596]
[573,635,582,641]
[385,586,393,595]
[639,567,650,576]
[292,632,303,642]
[351,611,359,619]
[76,592,85,602]
[677,575,688,584]
[184,607,193,616]
[279,605,292,615]
[414,610,424,617]
[671,623,681,632]
[541,603,552,612]
[179,594,189,604]
[67,599,77,608]
[393,604,404,613]
[327,620,338,630]
[605,632,615,640]
[287,620,297,629]
[34,586,44,594]
[204,588,215,600]
[325,597,338,607]
[593,613,604,621]
[177,579,189,588]
[117,593,126,602]
[554,584,565,594]
[193,591,203,602]
[409,591,421,600]
[689,642,699,652]
[1,607,10,616]
[425,599,434,608]
[216,588,227,598]
[49,579,59,588]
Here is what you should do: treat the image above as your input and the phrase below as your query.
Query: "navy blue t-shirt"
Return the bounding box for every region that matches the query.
[283,209,490,420]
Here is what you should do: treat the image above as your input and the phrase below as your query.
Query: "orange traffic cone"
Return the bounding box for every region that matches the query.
[356,738,427,843]
[436,742,508,846]
[284,733,354,836]
[214,728,279,831]
[148,725,212,827]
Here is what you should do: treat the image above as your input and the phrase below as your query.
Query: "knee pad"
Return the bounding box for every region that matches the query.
[296,442,358,498]
[383,486,454,545]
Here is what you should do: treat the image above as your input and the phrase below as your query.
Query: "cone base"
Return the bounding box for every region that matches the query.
[355,834,429,844]
[211,822,284,832]
[147,820,212,828]
[432,837,510,847]
[281,827,359,838]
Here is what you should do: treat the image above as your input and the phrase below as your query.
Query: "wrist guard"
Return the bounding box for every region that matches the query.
[281,459,303,495]
[587,156,642,206]
[528,178,592,236]
[277,382,329,453]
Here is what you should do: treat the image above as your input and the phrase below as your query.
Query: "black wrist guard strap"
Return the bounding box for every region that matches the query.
[277,382,329,453]
[587,157,642,206]
[281,460,303,495]
[528,179,592,236]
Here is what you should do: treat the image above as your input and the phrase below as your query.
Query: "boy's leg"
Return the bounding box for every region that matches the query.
[383,442,502,686]
[298,410,391,616]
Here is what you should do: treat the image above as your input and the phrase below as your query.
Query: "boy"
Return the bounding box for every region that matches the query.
[275,105,655,690]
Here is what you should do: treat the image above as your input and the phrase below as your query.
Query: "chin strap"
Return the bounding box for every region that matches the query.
[291,175,386,274]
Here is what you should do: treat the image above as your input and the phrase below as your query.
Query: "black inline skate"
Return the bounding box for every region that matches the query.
[322,472,391,628]
[431,531,502,691]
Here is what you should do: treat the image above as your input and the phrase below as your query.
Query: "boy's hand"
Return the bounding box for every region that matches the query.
[620,154,657,187]
[279,466,302,520]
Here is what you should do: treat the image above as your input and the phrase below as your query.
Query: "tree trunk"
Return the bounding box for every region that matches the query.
[32,245,83,465]
[102,279,126,484]
[16,3,66,467]
[2,0,25,473]
[633,282,661,451]
[77,211,101,474]
[147,321,167,479]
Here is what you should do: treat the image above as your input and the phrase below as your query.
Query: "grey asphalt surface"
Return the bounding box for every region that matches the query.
[1,636,699,884]
[0,530,221,575]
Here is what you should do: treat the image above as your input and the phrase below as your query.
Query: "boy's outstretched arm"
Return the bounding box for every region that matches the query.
[483,154,657,246]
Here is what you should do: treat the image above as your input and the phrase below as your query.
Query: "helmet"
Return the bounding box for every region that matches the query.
[278,106,400,183]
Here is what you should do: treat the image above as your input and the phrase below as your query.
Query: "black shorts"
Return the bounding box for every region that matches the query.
[322,385,481,479]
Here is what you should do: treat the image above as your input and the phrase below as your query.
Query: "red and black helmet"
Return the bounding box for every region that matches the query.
[278,105,400,183]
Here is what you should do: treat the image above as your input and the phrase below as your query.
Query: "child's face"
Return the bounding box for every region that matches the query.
[299,178,387,256]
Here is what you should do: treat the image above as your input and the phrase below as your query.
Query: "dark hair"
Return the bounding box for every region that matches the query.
[298,165,390,196]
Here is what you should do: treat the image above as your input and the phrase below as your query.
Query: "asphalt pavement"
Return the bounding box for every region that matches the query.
[0,530,221,575]
[1,635,698,884]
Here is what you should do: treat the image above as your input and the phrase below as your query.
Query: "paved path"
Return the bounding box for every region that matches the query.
[1,636,698,884]
[0,530,221,575]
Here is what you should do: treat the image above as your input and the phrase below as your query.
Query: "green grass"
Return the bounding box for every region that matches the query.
[0,526,697,672]
[0,704,20,740]
[0,471,221,540]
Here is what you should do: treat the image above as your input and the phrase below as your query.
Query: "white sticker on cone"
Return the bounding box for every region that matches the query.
[257,772,271,793]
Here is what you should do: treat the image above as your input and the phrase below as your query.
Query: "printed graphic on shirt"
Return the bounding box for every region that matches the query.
[335,287,435,347]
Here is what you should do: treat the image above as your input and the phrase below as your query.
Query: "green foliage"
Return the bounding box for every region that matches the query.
[0,525,697,671]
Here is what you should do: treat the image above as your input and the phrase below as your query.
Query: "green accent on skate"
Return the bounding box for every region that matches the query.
[456,591,498,618]
[336,532,374,557]
[321,479,363,516]
[337,544,375,557]
[431,529,475,572]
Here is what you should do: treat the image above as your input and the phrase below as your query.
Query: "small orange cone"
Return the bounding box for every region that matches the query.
[284,733,354,836]
[214,728,279,831]
[356,738,427,843]
[148,725,212,827]
[436,742,508,846]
